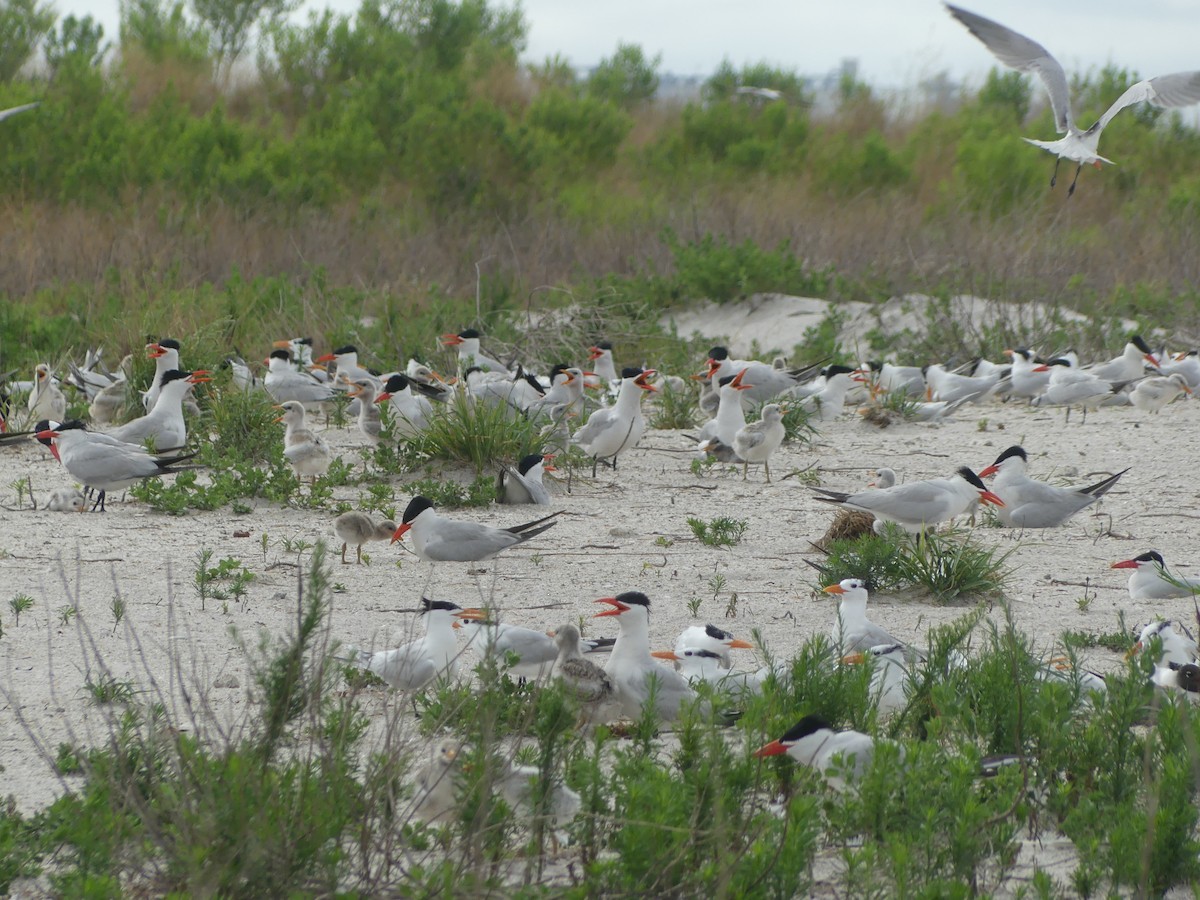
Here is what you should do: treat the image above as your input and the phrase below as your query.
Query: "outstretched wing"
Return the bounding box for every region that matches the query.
[1092,71,1200,134]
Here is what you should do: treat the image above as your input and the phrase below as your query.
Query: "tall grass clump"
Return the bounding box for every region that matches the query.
[407,391,543,474]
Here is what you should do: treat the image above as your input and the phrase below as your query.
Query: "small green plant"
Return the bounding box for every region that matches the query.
[654,535,675,548]
[688,516,748,548]
[708,571,728,600]
[690,456,718,476]
[404,475,496,508]
[649,382,698,429]
[84,673,135,705]
[686,597,702,617]
[110,596,125,632]
[58,605,77,626]
[780,404,818,445]
[9,594,33,625]
[9,476,34,509]
[194,549,256,611]
[723,592,739,618]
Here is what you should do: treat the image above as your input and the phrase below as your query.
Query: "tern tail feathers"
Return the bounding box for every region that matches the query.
[505,509,564,535]
[1081,467,1129,499]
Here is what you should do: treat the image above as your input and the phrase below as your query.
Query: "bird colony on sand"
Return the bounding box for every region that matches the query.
[5,0,1200,873]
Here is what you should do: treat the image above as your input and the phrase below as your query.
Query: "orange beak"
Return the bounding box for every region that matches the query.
[588,346,604,361]
[822,584,846,595]
[840,652,866,664]
[979,491,1005,507]
[455,608,487,621]
[315,352,336,364]
[650,650,681,661]
[594,597,628,617]
[272,340,292,349]
[390,523,412,543]
[148,345,167,358]
[978,464,999,478]
[441,333,464,346]
[731,369,752,391]
[729,638,754,649]
[1110,559,1138,569]
[753,739,788,759]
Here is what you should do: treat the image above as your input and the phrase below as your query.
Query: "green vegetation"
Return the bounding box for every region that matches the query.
[687,515,749,548]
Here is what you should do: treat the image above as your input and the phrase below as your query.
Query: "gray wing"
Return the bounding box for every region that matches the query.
[0,101,39,123]
[946,4,1072,133]
[1094,72,1200,133]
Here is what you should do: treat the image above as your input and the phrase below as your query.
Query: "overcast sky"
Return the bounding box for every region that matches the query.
[59,0,1200,89]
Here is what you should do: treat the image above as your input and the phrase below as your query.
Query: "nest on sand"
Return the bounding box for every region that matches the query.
[813,508,876,550]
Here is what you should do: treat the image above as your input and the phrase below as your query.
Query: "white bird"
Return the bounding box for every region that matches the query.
[45,487,86,512]
[456,612,562,681]
[1157,350,1200,390]
[671,623,755,664]
[694,370,751,449]
[465,366,545,413]
[275,400,332,482]
[441,329,508,374]
[316,344,378,388]
[1130,619,1198,666]
[498,758,581,829]
[1113,553,1200,602]
[753,715,891,792]
[573,367,657,476]
[553,623,622,725]
[650,648,766,697]
[1083,336,1159,383]
[26,363,66,424]
[106,369,208,451]
[735,85,783,101]
[87,356,132,425]
[1030,358,1120,422]
[272,337,327,381]
[1150,662,1200,700]
[923,363,1000,405]
[704,347,803,405]
[333,511,397,564]
[1002,348,1051,399]
[348,378,389,443]
[587,342,620,386]
[404,359,452,402]
[1130,373,1191,413]
[597,591,699,722]
[823,579,911,656]
[264,349,336,406]
[733,402,786,481]
[868,468,896,488]
[841,643,912,715]
[35,421,198,511]
[410,738,463,825]
[0,101,40,123]
[526,365,585,420]
[811,466,1004,531]
[793,365,858,421]
[390,496,560,562]
[947,4,1200,195]
[497,453,554,505]
[858,360,925,399]
[142,339,184,411]
[348,598,465,690]
[976,445,1127,528]
[379,373,434,438]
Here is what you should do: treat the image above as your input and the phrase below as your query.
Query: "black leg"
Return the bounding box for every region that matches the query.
[591,456,598,478]
[1050,157,1061,188]
[1068,163,1082,196]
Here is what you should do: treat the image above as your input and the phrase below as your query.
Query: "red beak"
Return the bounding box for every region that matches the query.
[594,597,629,617]
[753,739,788,759]
[441,333,464,346]
[978,464,999,478]
[1110,559,1138,569]
[979,491,1005,507]
[390,523,412,543]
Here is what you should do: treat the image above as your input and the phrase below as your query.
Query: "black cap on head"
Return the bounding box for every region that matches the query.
[707,347,729,360]
[779,714,834,743]
[298,337,313,346]
[548,364,567,380]
[595,340,613,351]
[270,348,291,361]
[717,374,736,388]
[517,453,544,476]
[620,367,644,380]
[865,360,882,371]
[333,345,357,355]
[991,446,1026,466]
[459,329,482,339]
[420,597,461,614]
[1132,335,1152,354]
[615,591,650,608]
[704,624,733,641]
[403,496,434,523]
[956,467,988,490]
[161,369,191,385]
[825,364,855,378]
[463,366,483,379]
[58,420,87,432]
[157,338,181,350]
[382,373,410,392]
[1136,551,1166,567]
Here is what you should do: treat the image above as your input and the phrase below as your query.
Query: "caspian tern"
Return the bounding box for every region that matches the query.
[1113,553,1200,601]
[792,365,857,420]
[597,591,699,722]
[811,467,1003,531]
[497,453,554,505]
[464,365,544,412]
[107,369,209,451]
[705,347,803,405]
[272,337,328,382]
[380,373,438,438]
[947,4,1200,195]
[923,363,1000,405]
[390,496,560,562]
[553,623,621,725]
[1157,350,1200,390]
[142,339,184,411]
[498,757,581,832]
[1150,661,1200,700]
[733,402,786,481]
[867,468,896,488]
[671,623,755,664]
[333,511,397,564]
[650,648,766,697]
[753,715,891,791]
[525,365,585,419]
[26,364,66,423]
[1130,373,1191,413]
[1130,620,1198,666]
[264,349,336,406]
[275,400,332,482]
[858,360,925,399]
[694,371,751,448]
[574,367,657,476]
[1084,336,1159,383]
[1002,348,1051,400]
[1030,359,1121,422]
[442,329,508,374]
[348,379,389,443]
[410,738,463,824]
[36,421,199,511]
[823,579,911,656]
[347,597,466,690]
[840,643,911,715]
[588,341,619,385]
[316,345,378,388]
[977,445,1127,528]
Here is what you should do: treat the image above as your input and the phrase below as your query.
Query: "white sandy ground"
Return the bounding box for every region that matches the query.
[1,351,1198,894]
